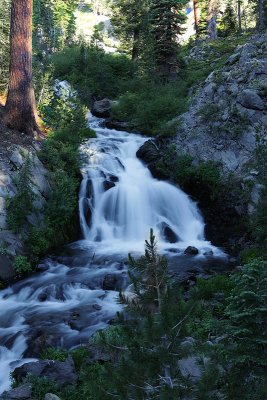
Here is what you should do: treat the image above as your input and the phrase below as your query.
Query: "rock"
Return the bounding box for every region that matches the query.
[45,394,61,400]
[86,344,113,364]
[136,140,160,164]
[184,246,199,255]
[0,255,16,280]
[162,225,178,243]
[103,180,115,191]
[237,89,264,110]
[105,120,130,131]
[0,384,32,400]
[180,337,196,349]
[225,52,240,65]
[178,356,202,381]
[13,357,77,388]
[91,98,113,118]
[10,150,24,169]
[103,274,120,291]
[109,175,119,183]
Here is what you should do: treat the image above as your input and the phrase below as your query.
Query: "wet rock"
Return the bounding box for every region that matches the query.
[82,198,92,224]
[0,255,16,280]
[105,120,130,131]
[237,89,264,110]
[136,140,160,164]
[103,180,115,191]
[109,175,119,183]
[103,274,120,291]
[184,246,199,255]
[85,179,93,198]
[13,357,77,388]
[38,292,48,302]
[0,384,32,400]
[91,98,113,118]
[162,225,178,243]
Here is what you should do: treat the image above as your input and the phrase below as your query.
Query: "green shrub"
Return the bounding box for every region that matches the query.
[41,347,68,362]
[71,347,91,370]
[13,256,32,274]
[7,158,34,233]
[198,102,221,123]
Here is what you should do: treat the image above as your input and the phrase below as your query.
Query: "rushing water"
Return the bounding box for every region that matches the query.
[0,116,225,394]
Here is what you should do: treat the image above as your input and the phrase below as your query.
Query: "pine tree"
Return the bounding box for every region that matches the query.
[150,0,187,81]
[110,0,151,61]
[220,0,237,36]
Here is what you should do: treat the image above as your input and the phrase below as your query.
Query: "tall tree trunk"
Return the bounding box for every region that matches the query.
[258,0,265,30]
[193,0,200,33]
[237,0,242,32]
[3,0,40,135]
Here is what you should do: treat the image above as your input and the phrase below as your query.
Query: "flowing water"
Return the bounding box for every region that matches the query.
[0,116,225,393]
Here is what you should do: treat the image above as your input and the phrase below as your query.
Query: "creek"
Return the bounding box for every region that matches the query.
[0,116,226,393]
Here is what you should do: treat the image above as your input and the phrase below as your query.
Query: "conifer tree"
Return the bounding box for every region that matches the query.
[150,0,187,81]
[220,0,237,36]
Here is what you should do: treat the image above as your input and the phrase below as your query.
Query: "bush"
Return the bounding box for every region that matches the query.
[7,158,34,233]
[13,256,32,274]
[41,347,68,362]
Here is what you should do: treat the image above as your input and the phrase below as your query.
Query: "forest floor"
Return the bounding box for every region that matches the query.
[0,106,35,166]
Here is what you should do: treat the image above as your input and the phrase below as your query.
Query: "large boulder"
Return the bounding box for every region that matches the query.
[237,89,265,111]
[136,140,160,164]
[0,384,32,400]
[13,357,78,388]
[91,98,114,118]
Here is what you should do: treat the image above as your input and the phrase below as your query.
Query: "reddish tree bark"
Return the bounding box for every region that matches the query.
[3,0,40,135]
[193,0,200,33]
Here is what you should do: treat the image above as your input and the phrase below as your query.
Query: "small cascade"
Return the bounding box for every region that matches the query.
[79,116,219,255]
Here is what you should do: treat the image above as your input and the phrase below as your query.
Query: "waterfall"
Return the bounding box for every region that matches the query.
[79,115,218,255]
[0,115,225,394]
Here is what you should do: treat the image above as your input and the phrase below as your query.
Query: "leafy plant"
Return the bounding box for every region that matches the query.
[13,256,32,274]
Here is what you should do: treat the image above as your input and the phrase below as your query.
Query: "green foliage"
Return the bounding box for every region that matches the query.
[7,159,35,233]
[71,347,91,371]
[150,0,187,80]
[198,102,221,123]
[220,259,267,398]
[41,347,68,362]
[13,256,32,274]
[52,45,137,100]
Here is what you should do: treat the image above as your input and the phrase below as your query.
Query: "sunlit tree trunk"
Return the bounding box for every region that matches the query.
[193,0,200,33]
[237,0,242,32]
[4,0,40,135]
[258,0,265,30]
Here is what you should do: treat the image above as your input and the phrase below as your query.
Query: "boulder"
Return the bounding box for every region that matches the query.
[0,255,16,280]
[162,225,178,243]
[136,140,160,164]
[184,246,199,256]
[0,384,32,400]
[91,98,113,118]
[103,274,120,291]
[237,89,264,110]
[105,120,130,131]
[13,357,78,388]
[178,356,202,381]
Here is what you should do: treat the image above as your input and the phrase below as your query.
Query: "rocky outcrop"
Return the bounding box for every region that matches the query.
[0,384,32,400]
[0,142,50,280]
[13,357,78,389]
[174,33,267,176]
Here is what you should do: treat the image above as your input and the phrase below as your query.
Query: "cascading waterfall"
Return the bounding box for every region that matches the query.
[79,116,219,255]
[0,115,224,394]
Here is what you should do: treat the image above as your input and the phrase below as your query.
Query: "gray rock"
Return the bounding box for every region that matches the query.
[225,52,240,65]
[91,98,115,118]
[136,140,159,164]
[10,151,24,170]
[0,384,32,399]
[13,357,77,388]
[237,89,264,110]
[0,255,16,280]
[178,356,202,381]
[44,394,61,400]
